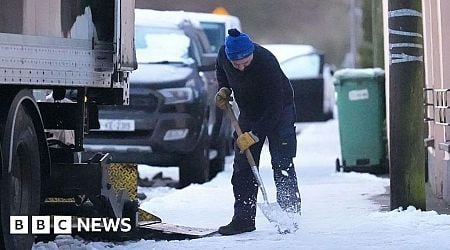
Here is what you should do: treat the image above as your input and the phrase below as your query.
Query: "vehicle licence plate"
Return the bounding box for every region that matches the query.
[98,119,135,131]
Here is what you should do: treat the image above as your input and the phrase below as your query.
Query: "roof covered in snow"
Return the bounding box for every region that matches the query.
[262,44,318,63]
[135,9,201,28]
[334,68,385,81]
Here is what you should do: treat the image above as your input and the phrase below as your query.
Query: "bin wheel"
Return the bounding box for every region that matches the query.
[342,160,350,172]
[335,158,341,172]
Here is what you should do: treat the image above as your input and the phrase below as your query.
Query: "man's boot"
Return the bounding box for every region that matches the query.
[218,219,255,235]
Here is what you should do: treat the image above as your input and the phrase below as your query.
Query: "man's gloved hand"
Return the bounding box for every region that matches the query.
[236,131,259,153]
[215,87,232,110]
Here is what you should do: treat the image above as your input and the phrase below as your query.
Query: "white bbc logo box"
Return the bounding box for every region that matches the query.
[10,216,72,234]
[10,216,131,234]
[9,216,28,234]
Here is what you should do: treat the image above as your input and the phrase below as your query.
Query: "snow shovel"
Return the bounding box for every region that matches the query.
[223,103,300,234]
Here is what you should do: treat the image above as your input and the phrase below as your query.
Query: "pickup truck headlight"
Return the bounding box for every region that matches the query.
[158,87,194,104]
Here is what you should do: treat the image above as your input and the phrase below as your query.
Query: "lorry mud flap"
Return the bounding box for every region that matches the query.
[138,222,217,239]
[138,208,216,239]
[111,164,217,239]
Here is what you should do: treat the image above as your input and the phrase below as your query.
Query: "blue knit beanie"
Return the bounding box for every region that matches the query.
[225,29,255,61]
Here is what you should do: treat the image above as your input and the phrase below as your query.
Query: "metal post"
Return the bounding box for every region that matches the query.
[387,0,426,210]
[349,0,357,67]
[372,0,384,68]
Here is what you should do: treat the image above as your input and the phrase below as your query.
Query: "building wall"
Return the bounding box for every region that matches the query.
[383,0,450,204]
[422,0,450,202]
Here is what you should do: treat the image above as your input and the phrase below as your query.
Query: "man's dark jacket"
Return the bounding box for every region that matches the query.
[216,43,295,136]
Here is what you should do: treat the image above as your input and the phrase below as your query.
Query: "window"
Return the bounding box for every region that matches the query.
[199,22,225,53]
[280,54,321,79]
[135,25,194,64]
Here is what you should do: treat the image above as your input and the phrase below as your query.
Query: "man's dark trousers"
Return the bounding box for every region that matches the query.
[231,104,301,223]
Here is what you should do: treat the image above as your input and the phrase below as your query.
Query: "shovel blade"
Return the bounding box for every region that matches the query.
[258,202,301,234]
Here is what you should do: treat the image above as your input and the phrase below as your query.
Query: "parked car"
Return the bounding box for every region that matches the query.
[153,10,241,161]
[263,44,335,122]
[83,9,231,187]
[183,11,241,53]
[180,11,241,155]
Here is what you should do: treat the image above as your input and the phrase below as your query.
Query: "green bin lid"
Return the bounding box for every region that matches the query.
[334,68,384,82]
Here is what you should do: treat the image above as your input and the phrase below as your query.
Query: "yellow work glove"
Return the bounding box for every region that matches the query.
[236,131,259,153]
[215,87,232,110]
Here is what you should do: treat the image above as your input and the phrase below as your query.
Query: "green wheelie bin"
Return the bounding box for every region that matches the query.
[334,68,388,174]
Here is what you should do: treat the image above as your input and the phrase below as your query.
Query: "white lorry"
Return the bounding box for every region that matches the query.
[0,1,136,249]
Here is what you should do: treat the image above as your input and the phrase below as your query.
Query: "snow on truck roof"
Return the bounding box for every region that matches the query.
[183,11,241,28]
[263,44,319,63]
[135,9,240,29]
[135,9,201,28]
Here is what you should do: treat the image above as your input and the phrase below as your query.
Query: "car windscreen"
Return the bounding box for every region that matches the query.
[280,54,321,79]
[199,21,225,53]
[135,25,194,64]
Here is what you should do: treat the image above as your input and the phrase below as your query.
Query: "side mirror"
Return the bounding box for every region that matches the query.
[198,53,217,72]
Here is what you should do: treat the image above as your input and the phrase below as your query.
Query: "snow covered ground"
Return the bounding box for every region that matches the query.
[33,119,450,250]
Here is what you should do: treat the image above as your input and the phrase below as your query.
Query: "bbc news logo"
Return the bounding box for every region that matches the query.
[10,216,132,234]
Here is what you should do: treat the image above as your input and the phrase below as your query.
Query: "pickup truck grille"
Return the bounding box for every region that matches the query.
[129,94,159,113]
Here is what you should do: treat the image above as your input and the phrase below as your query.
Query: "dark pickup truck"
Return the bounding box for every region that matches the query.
[84,9,232,188]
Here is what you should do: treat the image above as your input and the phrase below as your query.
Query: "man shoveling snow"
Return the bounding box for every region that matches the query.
[215,28,302,235]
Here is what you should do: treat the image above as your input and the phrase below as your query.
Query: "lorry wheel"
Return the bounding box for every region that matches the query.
[178,132,210,188]
[0,145,4,250]
[1,98,41,250]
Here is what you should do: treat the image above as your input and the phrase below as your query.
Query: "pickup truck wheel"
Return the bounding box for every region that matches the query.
[323,110,334,121]
[178,133,210,188]
[210,138,226,179]
[1,99,41,250]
